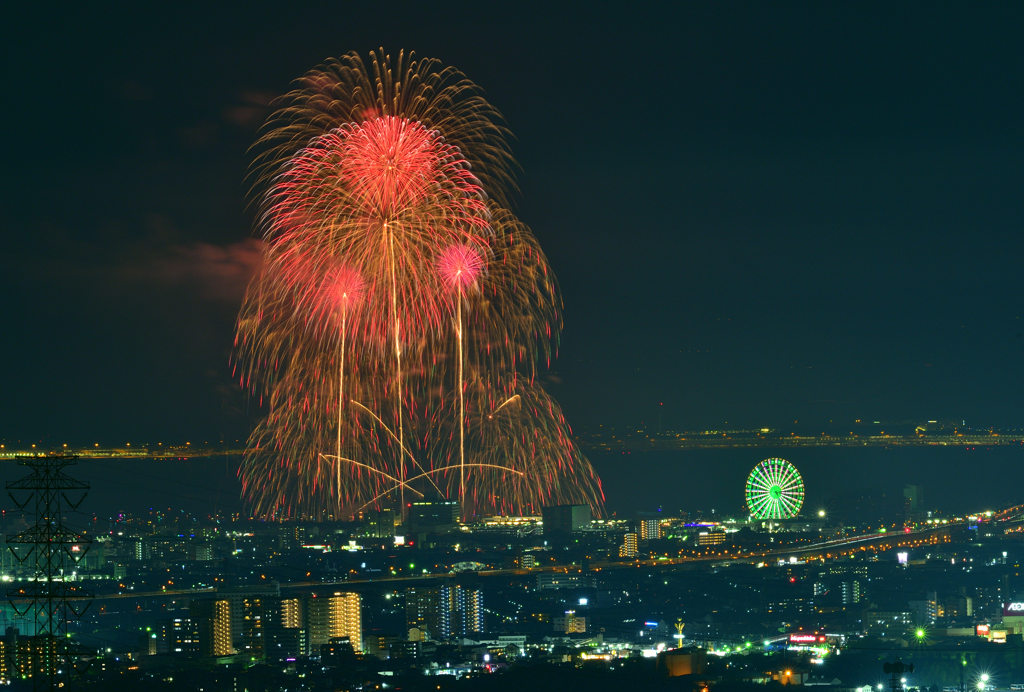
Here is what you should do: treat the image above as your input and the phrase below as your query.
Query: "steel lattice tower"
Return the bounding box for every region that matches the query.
[6,454,93,690]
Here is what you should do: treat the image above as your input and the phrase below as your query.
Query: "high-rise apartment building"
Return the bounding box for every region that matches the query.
[620,533,638,558]
[278,597,303,629]
[406,587,446,640]
[908,591,941,624]
[0,634,59,682]
[464,589,484,634]
[639,519,662,541]
[218,584,280,650]
[264,596,307,659]
[405,585,483,640]
[241,597,265,659]
[190,599,232,657]
[306,592,361,652]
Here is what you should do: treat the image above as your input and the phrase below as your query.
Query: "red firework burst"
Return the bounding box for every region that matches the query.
[260,114,492,351]
[342,116,453,215]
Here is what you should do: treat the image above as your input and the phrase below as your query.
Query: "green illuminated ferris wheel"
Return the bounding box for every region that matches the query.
[745,458,805,520]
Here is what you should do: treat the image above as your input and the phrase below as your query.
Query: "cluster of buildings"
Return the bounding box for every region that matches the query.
[147,588,362,660]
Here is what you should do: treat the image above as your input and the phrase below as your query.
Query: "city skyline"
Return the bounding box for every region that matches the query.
[0,463,1019,690]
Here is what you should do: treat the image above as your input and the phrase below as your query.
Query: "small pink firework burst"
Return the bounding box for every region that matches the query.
[309,263,365,332]
[327,264,366,306]
[438,244,484,292]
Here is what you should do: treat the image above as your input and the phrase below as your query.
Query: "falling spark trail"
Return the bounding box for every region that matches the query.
[387,221,406,517]
[358,462,524,512]
[336,300,346,496]
[318,452,419,492]
[457,287,465,513]
[347,400,441,495]
[490,394,521,418]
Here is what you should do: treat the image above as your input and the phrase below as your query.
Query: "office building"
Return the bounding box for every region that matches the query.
[321,636,357,666]
[517,553,537,569]
[364,508,397,538]
[535,573,596,590]
[542,505,591,542]
[158,617,199,656]
[903,485,922,511]
[946,596,973,620]
[553,611,587,633]
[697,530,726,546]
[408,497,459,533]
[266,627,308,660]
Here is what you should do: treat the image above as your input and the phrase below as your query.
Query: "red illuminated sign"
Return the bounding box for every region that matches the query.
[789,634,825,643]
[977,625,990,636]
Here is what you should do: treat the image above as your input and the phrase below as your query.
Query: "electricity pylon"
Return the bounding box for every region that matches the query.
[6,454,93,691]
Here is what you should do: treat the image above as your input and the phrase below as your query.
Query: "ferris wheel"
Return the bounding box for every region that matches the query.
[745,458,805,520]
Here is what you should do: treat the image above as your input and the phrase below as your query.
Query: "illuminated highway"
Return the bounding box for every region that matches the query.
[46,518,974,604]
[0,448,244,461]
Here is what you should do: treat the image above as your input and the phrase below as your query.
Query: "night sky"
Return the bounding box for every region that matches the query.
[4,3,1024,452]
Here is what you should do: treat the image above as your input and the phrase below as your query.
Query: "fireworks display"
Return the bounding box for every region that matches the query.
[235,50,604,520]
